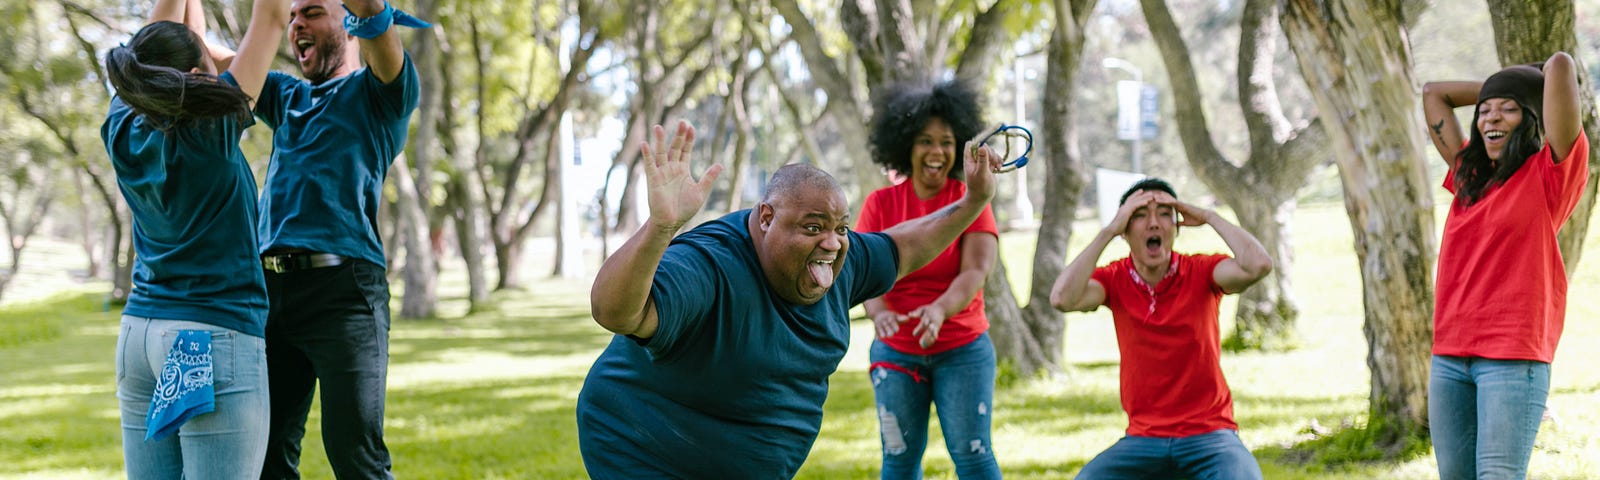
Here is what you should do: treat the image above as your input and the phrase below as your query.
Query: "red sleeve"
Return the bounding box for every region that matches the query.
[1191,254,1230,294]
[857,188,887,233]
[1091,262,1119,306]
[1547,130,1590,221]
[965,203,999,237]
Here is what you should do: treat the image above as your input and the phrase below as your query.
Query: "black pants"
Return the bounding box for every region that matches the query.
[260,260,394,480]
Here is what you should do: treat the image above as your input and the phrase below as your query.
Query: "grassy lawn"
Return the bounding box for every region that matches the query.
[2,201,1598,479]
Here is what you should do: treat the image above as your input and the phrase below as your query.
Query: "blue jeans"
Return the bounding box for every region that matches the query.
[117,316,270,480]
[1429,355,1549,480]
[261,260,393,479]
[869,333,1000,479]
[1074,429,1263,480]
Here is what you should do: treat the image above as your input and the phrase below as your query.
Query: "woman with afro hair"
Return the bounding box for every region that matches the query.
[1421,52,1587,479]
[855,80,1002,479]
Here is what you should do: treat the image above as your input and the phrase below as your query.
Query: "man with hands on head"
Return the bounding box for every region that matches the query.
[576,121,1003,479]
[1050,178,1272,480]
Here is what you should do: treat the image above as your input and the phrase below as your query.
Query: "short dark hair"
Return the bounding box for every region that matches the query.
[1118,177,1178,205]
[868,81,985,180]
[104,21,251,129]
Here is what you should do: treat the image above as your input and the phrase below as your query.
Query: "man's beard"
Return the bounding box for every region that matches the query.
[303,37,348,84]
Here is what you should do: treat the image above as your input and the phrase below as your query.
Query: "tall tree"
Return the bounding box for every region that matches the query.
[393,0,445,319]
[1280,0,1435,455]
[1,0,132,303]
[1485,0,1599,276]
[479,0,605,290]
[1141,0,1327,350]
[773,0,1020,200]
[435,12,491,311]
[983,0,1100,377]
[0,131,56,303]
[603,0,718,237]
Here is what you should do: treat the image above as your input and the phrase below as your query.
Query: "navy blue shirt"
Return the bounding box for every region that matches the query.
[253,57,420,267]
[100,73,268,337]
[576,210,899,479]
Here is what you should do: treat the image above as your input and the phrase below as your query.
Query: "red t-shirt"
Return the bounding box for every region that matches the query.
[857,180,999,355]
[1435,132,1590,363]
[1092,253,1236,437]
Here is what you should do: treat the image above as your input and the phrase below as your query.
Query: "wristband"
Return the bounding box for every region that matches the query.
[343,2,433,39]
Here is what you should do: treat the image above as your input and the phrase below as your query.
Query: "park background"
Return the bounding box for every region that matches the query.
[2,0,1599,478]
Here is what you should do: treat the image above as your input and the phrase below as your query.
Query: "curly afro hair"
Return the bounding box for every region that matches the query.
[868,80,986,181]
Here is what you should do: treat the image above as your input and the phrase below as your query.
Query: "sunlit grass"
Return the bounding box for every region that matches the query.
[3,201,1598,479]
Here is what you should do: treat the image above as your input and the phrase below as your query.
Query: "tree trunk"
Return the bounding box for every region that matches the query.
[1281,0,1434,455]
[113,221,134,305]
[1225,196,1299,349]
[395,3,443,319]
[1142,0,1326,350]
[1485,0,1599,277]
[983,256,1054,375]
[449,173,491,309]
[984,0,1099,377]
[435,23,491,311]
[494,239,523,290]
[72,169,102,278]
[393,154,437,319]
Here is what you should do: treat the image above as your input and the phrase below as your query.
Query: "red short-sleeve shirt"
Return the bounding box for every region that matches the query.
[1435,132,1590,363]
[1092,253,1237,437]
[857,180,999,355]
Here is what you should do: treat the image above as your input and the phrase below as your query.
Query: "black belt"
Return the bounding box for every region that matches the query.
[261,252,348,273]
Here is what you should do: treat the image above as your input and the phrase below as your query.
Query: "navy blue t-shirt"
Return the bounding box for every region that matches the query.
[253,57,420,267]
[576,209,899,479]
[100,73,268,337]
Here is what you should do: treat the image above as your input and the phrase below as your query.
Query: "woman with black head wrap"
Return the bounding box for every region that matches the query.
[1421,52,1587,479]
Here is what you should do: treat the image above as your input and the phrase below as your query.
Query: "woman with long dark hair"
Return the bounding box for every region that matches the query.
[857,80,1002,479]
[1421,52,1588,479]
[100,0,287,476]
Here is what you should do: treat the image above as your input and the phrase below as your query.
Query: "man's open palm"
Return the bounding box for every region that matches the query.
[641,121,722,232]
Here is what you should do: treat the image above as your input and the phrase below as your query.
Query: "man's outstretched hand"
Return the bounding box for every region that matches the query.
[641,121,723,233]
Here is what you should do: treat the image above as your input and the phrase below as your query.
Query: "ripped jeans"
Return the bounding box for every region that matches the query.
[868,333,1000,479]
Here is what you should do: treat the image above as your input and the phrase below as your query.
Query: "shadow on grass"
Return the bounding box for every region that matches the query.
[0,292,126,476]
[1254,413,1431,476]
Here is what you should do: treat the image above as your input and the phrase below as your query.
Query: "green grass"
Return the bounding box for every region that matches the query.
[3,201,1599,479]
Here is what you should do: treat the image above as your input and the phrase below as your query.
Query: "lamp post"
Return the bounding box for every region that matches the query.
[1009,45,1037,228]
[1101,57,1143,174]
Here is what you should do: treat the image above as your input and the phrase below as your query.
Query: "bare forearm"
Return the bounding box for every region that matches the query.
[1422,81,1477,166]
[182,0,205,35]
[149,0,184,24]
[864,297,890,317]
[931,270,987,317]
[1051,229,1115,312]
[885,197,986,278]
[346,0,407,83]
[590,220,677,335]
[1207,211,1271,277]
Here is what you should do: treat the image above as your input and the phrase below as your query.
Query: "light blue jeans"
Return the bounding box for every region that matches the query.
[1429,355,1550,480]
[117,316,269,480]
[1074,428,1262,480]
[869,333,1000,479]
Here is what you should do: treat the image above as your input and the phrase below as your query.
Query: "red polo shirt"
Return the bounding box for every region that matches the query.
[1092,253,1236,437]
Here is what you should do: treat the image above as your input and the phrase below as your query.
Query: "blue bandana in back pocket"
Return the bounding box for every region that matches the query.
[145,330,216,441]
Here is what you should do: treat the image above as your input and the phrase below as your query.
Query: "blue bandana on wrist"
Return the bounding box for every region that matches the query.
[343,1,433,40]
[144,330,215,441]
